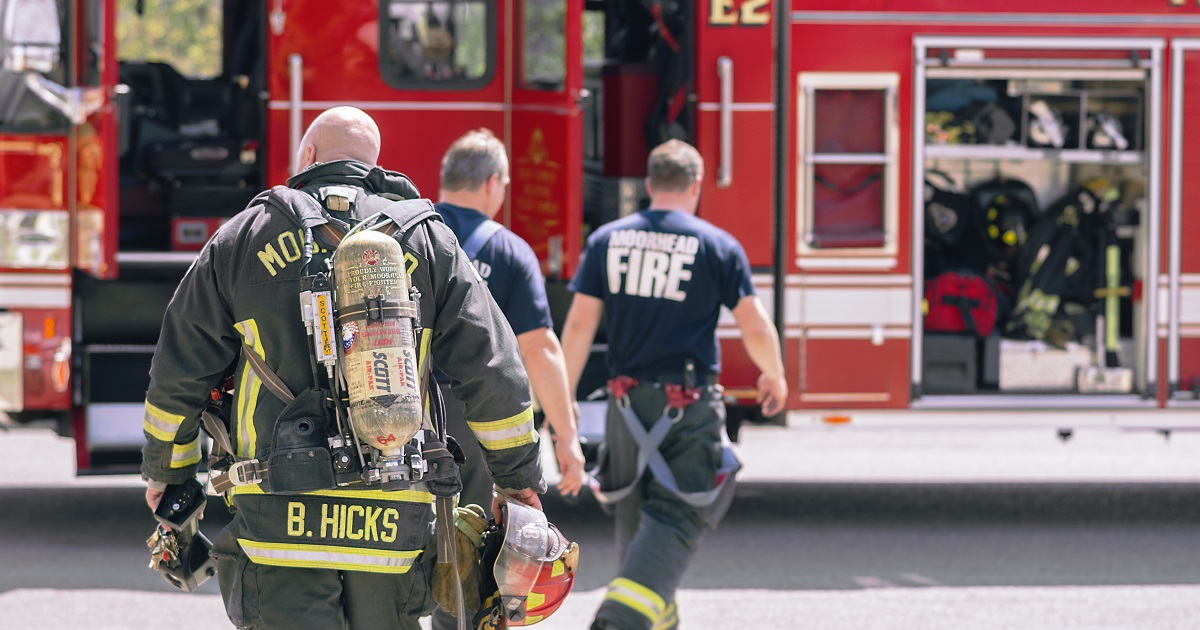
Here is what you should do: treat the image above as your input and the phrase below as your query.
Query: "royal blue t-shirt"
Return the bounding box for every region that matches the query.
[434,202,553,336]
[569,209,755,377]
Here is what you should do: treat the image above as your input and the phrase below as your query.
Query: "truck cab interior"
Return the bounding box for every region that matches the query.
[116,0,265,251]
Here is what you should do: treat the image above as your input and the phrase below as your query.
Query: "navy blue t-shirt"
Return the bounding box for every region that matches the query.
[569,209,755,377]
[434,202,553,336]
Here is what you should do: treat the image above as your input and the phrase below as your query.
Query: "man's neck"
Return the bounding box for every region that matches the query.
[647,195,697,214]
[438,191,494,218]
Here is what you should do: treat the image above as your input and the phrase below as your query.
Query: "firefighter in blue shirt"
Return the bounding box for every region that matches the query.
[141,108,545,630]
[429,129,586,629]
[561,139,787,630]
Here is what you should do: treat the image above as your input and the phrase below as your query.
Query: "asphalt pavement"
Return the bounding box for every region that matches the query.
[1,424,1198,629]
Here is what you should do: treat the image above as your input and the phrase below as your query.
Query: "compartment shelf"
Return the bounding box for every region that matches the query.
[924,144,1143,164]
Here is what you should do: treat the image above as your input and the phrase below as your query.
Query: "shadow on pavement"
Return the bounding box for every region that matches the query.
[3,481,1200,594]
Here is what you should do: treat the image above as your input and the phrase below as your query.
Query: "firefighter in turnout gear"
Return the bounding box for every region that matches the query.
[560,140,787,630]
[141,107,545,629]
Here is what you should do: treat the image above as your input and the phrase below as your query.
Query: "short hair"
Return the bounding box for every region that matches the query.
[440,129,508,192]
[647,139,703,193]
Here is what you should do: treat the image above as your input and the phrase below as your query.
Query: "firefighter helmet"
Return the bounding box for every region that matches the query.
[981,190,1034,263]
[511,550,577,626]
[473,498,578,628]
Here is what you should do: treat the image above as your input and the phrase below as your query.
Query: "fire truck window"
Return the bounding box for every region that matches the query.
[811,164,885,249]
[520,0,565,89]
[380,0,492,88]
[814,90,883,154]
[800,78,897,255]
[0,0,69,131]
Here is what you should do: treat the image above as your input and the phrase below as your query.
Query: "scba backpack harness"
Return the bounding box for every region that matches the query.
[204,185,462,498]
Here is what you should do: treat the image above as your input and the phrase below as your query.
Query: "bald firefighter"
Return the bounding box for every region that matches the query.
[141,107,545,629]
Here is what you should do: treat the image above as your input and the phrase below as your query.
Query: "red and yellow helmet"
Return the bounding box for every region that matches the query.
[510,545,577,626]
[474,499,580,629]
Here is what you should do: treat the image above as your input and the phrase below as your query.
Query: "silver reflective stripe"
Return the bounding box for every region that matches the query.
[143,401,184,442]
[234,320,265,459]
[237,538,421,574]
[604,577,666,623]
[467,408,537,450]
[170,438,202,468]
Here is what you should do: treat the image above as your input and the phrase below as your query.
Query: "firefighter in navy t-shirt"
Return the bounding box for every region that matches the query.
[561,139,787,630]
[429,131,587,630]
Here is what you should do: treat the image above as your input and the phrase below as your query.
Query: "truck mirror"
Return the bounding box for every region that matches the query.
[2,0,62,74]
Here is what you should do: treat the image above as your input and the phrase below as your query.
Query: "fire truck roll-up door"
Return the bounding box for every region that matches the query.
[1168,39,1200,408]
[913,37,1161,410]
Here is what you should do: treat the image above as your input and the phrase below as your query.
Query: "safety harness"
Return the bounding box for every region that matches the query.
[588,374,741,511]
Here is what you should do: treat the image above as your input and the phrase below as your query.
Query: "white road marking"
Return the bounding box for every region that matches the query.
[899,573,942,587]
[853,576,899,589]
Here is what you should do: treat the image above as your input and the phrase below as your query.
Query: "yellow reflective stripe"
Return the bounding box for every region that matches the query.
[143,401,184,442]
[527,591,545,611]
[605,578,665,623]
[652,600,678,630]
[237,538,420,574]
[416,328,432,380]
[228,483,433,504]
[170,438,202,468]
[550,557,566,577]
[234,319,264,459]
[467,407,537,450]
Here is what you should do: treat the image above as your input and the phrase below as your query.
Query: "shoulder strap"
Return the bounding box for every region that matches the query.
[375,198,442,235]
[260,185,348,247]
[461,219,504,261]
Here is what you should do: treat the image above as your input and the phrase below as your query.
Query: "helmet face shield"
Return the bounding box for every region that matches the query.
[494,500,567,623]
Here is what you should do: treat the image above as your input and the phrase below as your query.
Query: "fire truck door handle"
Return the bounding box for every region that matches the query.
[289,54,303,175]
[717,56,733,189]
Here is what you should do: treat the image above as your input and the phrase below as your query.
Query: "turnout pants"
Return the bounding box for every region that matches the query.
[592,381,736,630]
[210,517,438,630]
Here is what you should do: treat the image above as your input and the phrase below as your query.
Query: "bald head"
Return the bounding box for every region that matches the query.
[295,107,382,172]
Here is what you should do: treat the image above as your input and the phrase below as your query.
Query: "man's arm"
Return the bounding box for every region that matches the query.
[424,222,546,504]
[517,328,586,496]
[731,295,788,417]
[560,293,604,395]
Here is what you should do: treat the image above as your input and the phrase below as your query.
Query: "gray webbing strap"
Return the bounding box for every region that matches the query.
[200,409,236,460]
[461,219,504,261]
[204,341,299,494]
[588,399,739,509]
[241,341,295,404]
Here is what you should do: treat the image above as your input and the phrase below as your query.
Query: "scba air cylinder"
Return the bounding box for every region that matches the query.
[333,230,422,457]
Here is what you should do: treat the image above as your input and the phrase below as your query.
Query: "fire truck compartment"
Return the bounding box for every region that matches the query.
[915,38,1155,404]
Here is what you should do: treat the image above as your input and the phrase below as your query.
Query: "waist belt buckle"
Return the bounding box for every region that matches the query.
[664,383,702,421]
[608,376,640,407]
[229,459,265,486]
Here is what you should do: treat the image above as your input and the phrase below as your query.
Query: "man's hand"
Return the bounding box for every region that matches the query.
[554,438,587,496]
[144,482,202,528]
[145,487,164,512]
[492,487,542,522]
[757,372,788,417]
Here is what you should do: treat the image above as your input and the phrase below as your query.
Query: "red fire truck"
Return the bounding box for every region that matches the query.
[5,0,1200,473]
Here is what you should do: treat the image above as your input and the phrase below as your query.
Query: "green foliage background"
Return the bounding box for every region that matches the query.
[116,0,222,78]
[115,0,605,80]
